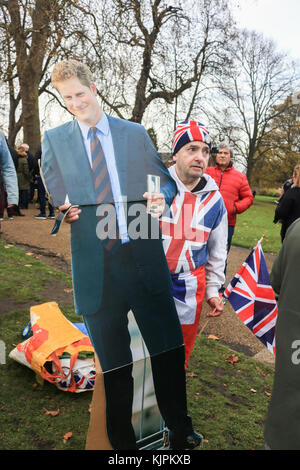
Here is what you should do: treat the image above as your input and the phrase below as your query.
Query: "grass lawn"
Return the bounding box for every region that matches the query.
[232,195,281,254]
[187,335,273,450]
[0,241,72,303]
[0,239,275,450]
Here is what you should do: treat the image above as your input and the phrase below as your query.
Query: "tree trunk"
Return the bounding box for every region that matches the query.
[6,0,51,151]
[130,45,152,123]
[19,76,41,152]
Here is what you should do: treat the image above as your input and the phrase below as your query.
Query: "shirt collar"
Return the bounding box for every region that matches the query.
[77,112,109,140]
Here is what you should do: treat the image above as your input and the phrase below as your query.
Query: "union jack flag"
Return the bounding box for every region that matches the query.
[224,239,278,355]
[172,120,211,154]
[160,189,223,273]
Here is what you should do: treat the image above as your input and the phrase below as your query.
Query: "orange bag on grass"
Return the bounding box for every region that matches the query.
[9,302,96,392]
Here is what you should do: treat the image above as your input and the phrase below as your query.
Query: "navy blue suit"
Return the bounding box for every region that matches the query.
[42,115,193,449]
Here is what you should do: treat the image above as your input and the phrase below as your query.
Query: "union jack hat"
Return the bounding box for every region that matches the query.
[172,120,212,155]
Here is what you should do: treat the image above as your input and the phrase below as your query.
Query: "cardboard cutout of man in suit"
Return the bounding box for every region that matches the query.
[41,60,201,450]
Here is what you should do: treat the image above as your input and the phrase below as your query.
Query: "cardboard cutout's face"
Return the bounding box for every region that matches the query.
[56,77,102,127]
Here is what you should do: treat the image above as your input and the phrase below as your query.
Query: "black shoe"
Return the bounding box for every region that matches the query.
[13,205,24,216]
[168,430,203,450]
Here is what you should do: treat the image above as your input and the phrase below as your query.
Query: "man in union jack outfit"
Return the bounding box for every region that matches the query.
[160,121,228,366]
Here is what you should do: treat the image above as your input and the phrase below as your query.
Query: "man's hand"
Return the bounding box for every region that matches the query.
[143,192,165,218]
[206,296,224,317]
[58,203,81,224]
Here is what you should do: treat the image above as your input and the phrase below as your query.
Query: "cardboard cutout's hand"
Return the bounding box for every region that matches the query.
[58,204,81,224]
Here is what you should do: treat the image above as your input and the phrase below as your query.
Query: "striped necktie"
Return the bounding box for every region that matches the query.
[90,127,113,204]
[89,127,119,250]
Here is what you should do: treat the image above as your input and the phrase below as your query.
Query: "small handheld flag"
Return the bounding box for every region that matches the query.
[224,238,277,355]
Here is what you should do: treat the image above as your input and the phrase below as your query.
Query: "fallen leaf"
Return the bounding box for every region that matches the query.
[64,288,73,293]
[265,391,271,397]
[26,252,34,256]
[63,432,72,443]
[186,372,197,377]
[250,388,257,393]
[255,365,266,377]
[208,334,219,341]
[44,408,60,417]
[4,244,13,248]
[225,354,239,364]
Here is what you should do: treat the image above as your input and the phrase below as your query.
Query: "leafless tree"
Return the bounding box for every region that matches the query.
[251,95,300,189]
[79,0,236,135]
[0,0,236,153]
[210,29,298,182]
[0,0,101,151]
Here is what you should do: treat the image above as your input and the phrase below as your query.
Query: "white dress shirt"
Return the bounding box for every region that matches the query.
[77,113,129,243]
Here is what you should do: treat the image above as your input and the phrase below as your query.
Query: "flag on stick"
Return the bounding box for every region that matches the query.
[224,238,277,354]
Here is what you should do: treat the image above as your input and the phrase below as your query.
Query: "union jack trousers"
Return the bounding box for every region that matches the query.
[160,180,227,366]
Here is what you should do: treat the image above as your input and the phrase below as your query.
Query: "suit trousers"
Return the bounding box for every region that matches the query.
[83,242,193,449]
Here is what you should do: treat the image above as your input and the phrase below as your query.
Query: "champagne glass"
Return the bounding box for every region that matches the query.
[146,174,160,214]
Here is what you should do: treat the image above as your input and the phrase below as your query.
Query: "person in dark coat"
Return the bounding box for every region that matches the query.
[16,146,30,209]
[264,217,300,449]
[33,147,55,219]
[274,163,300,242]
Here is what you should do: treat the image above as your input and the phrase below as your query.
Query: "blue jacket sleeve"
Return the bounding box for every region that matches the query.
[41,131,68,207]
[0,131,18,205]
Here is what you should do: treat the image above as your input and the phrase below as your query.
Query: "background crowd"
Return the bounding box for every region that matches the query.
[0,138,55,224]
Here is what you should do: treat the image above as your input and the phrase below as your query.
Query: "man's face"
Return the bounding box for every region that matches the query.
[56,77,101,126]
[173,141,210,185]
[216,147,231,168]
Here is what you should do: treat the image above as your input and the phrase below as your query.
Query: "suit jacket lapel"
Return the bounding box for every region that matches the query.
[68,120,93,178]
[57,120,97,204]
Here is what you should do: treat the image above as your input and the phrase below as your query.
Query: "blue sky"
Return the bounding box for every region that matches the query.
[233,0,300,61]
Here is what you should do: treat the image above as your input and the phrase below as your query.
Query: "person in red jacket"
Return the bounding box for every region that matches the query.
[205,144,253,295]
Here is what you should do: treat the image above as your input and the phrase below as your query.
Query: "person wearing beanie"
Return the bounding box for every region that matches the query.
[205,144,253,295]
[160,120,228,367]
